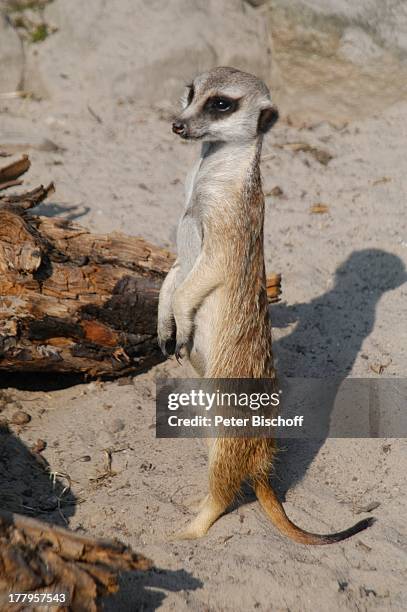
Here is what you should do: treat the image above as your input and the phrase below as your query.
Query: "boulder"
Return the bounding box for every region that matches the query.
[0,14,24,94]
[40,0,271,111]
[268,0,407,124]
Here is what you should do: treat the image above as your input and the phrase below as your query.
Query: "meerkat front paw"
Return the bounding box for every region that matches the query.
[172,291,194,362]
[157,317,177,357]
[174,320,193,363]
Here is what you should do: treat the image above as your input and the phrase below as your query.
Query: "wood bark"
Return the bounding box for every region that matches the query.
[0,155,281,378]
[0,510,152,611]
[0,155,174,377]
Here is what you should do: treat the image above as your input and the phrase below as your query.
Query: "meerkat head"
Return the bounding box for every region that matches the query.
[172,66,278,143]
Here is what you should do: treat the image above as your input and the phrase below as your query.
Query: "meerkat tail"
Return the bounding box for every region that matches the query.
[254,480,375,545]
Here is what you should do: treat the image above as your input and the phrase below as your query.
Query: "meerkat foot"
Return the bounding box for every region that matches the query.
[184,494,209,512]
[266,273,282,303]
[172,495,226,540]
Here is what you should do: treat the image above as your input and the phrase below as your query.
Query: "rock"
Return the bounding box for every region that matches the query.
[10,410,31,425]
[31,438,47,453]
[38,494,59,511]
[39,0,271,112]
[268,0,407,125]
[246,0,269,5]
[0,14,24,94]
[271,186,284,197]
[280,0,407,55]
[79,455,91,462]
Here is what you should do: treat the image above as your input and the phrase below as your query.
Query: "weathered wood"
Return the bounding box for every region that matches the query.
[0,156,281,378]
[0,156,174,377]
[0,155,30,191]
[0,510,152,611]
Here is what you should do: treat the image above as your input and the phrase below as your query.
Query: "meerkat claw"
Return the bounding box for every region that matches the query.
[163,337,176,357]
[175,346,183,363]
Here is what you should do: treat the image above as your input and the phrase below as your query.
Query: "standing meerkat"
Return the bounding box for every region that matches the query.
[158,66,374,544]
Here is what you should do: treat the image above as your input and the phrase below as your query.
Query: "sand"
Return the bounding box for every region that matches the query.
[0,1,406,610]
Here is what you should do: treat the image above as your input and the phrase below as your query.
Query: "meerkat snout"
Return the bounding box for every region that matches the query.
[172,66,279,143]
[172,120,187,137]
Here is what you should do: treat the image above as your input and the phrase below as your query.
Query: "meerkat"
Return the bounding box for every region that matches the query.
[157,66,374,544]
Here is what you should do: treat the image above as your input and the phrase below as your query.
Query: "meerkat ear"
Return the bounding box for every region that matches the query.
[257,105,279,134]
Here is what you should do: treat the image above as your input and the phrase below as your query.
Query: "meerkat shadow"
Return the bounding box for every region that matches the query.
[268,248,407,499]
[103,567,203,611]
[0,422,77,525]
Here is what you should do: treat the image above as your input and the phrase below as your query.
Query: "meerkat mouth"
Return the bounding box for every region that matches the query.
[185,132,208,141]
[177,130,208,141]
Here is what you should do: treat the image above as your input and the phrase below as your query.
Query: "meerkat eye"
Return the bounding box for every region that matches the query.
[212,97,232,111]
[204,96,238,115]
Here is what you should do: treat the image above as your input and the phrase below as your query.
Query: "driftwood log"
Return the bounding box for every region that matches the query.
[0,510,152,611]
[0,156,281,378]
[0,155,174,377]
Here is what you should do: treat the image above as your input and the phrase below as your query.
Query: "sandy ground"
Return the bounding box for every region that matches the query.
[1,2,407,611]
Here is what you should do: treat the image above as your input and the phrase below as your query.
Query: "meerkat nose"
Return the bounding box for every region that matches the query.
[172,121,186,136]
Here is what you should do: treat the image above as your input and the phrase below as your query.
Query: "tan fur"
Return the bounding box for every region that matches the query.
[158,67,374,544]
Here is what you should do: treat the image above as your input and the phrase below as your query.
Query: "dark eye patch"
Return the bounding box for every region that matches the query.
[187,84,195,105]
[203,96,239,118]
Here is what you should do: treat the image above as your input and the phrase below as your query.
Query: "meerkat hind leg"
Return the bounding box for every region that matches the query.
[173,494,227,540]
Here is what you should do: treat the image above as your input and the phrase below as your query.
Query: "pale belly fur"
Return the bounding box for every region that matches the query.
[188,288,224,377]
